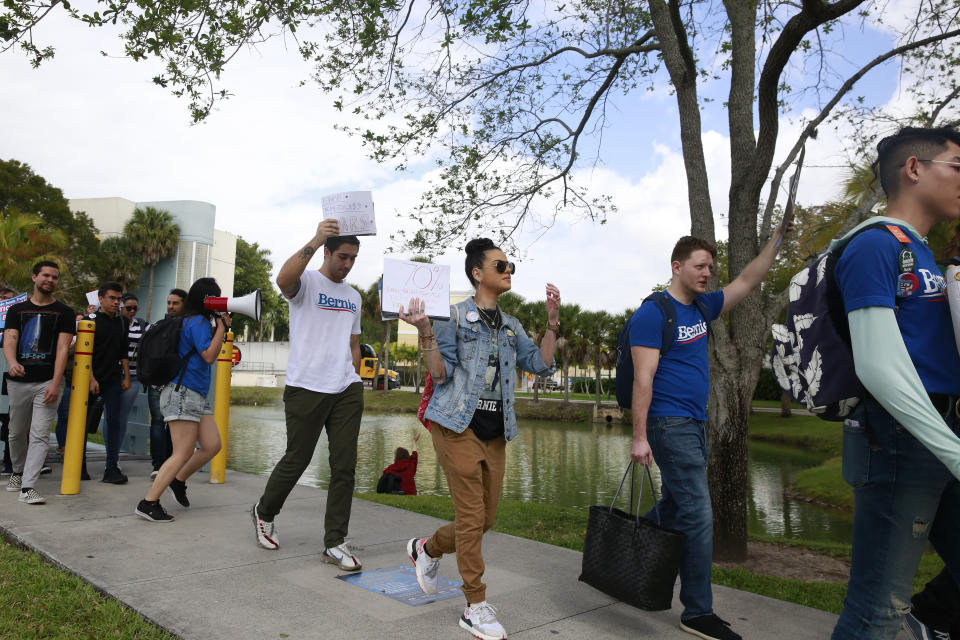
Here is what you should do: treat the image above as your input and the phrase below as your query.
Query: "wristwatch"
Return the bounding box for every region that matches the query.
[547,321,560,333]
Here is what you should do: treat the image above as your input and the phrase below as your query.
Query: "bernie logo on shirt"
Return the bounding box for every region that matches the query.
[917,268,947,301]
[316,293,358,313]
[677,321,708,344]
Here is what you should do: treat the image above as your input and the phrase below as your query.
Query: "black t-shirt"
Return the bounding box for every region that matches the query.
[469,308,505,441]
[4,299,76,383]
[89,312,129,384]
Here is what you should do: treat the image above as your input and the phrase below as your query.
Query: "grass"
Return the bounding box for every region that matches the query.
[747,412,843,457]
[229,386,284,406]
[357,493,946,616]
[0,537,175,639]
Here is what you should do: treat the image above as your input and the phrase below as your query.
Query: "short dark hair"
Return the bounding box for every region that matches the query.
[32,260,60,275]
[184,277,221,318]
[169,288,187,300]
[121,293,139,303]
[464,238,498,288]
[394,447,411,462]
[0,286,16,298]
[874,125,960,198]
[98,281,123,297]
[324,235,360,253]
[670,236,717,264]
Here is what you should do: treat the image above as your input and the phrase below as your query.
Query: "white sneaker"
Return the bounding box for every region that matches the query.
[18,488,46,504]
[322,542,361,571]
[252,504,279,550]
[460,601,507,640]
[407,537,439,594]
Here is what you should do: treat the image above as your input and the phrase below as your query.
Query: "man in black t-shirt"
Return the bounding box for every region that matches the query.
[84,282,131,484]
[2,262,74,504]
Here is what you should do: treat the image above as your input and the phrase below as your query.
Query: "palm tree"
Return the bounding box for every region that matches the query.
[556,303,581,402]
[123,206,180,319]
[99,236,144,291]
[0,208,68,291]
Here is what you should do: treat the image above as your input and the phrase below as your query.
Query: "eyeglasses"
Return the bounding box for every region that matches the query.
[487,260,516,274]
[914,159,960,168]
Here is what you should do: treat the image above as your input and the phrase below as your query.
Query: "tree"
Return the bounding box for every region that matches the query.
[0,209,68,291]
[123,207,180,320]
[98,236,144,291]
[9,0,960,559]
[0,158,102,308]
[233,237,285,341]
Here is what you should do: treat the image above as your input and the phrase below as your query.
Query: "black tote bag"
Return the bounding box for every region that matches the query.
[579,462,685,611]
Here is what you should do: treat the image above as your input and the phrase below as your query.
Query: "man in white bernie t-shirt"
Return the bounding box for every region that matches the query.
[252,219,365,571]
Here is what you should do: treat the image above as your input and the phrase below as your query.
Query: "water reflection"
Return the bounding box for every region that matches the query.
[227,407,853,543]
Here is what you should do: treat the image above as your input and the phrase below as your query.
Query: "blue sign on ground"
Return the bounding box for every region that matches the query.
[337,565,463,606]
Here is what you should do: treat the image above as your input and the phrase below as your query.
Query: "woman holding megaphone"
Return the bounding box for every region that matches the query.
[136,277,231,523]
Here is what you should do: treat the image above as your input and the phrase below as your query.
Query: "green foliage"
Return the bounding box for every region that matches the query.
[123,206,180,320]
[0,208,68,292]
[0,158,102,308]
[753,367,783,402]
[233,236,287,341]
[98,236,144,290]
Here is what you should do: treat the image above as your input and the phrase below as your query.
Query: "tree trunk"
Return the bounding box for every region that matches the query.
[780,391,792,418]
[381,321,391,395]
[146,263,156,321]
[594,345,602,408]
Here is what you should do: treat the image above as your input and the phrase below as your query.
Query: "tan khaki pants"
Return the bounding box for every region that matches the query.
[426,424,506,604]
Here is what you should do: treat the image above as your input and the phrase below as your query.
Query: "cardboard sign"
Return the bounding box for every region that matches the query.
[380,258,451,320]
[321,191,377,236]
[0,293,28,330]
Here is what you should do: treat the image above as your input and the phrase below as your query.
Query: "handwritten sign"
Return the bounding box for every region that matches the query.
[0,293,28,330]
[380,258,451,320]
[321,191,377,236]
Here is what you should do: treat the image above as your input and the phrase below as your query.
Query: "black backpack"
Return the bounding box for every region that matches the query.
[769,221,915,421]
[137,317,194,388]
[615,291,710,409]
[376,472,403,494]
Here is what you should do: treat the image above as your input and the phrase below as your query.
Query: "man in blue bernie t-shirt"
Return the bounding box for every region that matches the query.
[628,230,791,640]
[830,127,960,640]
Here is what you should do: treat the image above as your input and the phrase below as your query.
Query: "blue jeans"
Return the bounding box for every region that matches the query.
[645,416,713,619]
[832,398,960,639]
[55,381,71,448]
[86,380,125,469]
[147,386,171,469]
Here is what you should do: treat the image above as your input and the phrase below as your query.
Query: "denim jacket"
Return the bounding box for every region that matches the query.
[423,297,555,442]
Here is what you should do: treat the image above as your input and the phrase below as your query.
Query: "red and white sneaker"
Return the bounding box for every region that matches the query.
[252,504,279,550]
[460,601,507,640]
[407,537,439,594]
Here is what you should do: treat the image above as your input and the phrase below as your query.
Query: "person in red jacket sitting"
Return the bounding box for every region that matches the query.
[381,432,420,495]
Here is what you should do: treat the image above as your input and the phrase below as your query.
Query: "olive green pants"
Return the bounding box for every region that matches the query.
[257,383,364,549]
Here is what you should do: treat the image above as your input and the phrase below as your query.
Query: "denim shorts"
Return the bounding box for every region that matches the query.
[159,385,213,423]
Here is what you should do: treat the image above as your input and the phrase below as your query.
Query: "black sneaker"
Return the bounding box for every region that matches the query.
[167,478,189,507]
[680,614,742,640]
[80,467,90,481]
[135,499,174,523]
[102,467,128,484]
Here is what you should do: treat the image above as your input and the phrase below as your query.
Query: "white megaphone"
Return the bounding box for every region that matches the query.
[204,289,261,322]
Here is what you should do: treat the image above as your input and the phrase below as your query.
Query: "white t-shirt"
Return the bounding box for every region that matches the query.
[286,270,362,394]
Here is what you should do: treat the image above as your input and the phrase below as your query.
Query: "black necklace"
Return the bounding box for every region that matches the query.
[476,305,501,331]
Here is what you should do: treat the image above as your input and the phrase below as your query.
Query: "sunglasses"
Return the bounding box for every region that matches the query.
[124,305,138,312]
[488,260,516,274]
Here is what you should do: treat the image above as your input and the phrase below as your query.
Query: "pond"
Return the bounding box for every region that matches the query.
[226,406,853,544]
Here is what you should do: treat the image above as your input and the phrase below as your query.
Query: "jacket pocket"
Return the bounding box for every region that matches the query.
[841,418,870,489]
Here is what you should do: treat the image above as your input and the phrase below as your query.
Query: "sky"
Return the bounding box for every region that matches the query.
[0,6,917,314]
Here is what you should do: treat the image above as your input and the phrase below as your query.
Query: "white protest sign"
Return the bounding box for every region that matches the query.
[380,258,451,320]
[321,191,377,236]
[85,290,99,308]
[0,293,28,330]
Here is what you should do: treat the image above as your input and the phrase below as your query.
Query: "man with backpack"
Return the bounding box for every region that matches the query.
[626,230,791,640]
[828,127,960,639]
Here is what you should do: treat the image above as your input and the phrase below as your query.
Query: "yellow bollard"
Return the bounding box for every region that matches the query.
[61,320,95,495]
[209,331,233,484]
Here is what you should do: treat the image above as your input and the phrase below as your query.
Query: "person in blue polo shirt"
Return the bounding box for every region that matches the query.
[628,228,791,640]
[831,126,960,639]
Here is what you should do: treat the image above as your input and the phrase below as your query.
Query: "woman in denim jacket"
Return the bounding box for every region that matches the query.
[399,238,560,640]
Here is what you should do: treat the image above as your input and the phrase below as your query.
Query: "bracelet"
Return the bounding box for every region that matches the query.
[421,345,438,352]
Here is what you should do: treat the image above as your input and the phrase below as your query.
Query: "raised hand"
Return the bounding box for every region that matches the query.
[545,283,561,324]
[315,218,341,244]
[398,297,432,333]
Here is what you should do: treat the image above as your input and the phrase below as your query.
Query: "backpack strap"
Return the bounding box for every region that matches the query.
[173,316,197,392]
[642,291,711,357]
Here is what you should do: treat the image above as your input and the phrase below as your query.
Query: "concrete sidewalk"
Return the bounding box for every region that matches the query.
[1,457,844,640]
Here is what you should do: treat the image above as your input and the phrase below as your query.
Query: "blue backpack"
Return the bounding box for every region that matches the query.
[615,291,710,409]
[769,221,914,421]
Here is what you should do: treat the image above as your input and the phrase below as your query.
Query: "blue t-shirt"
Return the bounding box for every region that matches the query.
[628,290,724,420]
[177,315,215,395]
[835,224,960,395]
